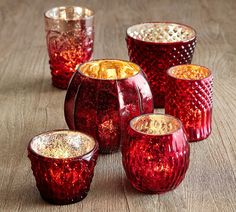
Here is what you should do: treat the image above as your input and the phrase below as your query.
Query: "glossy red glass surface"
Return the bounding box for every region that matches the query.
[64,59,154,154]
[165,64,213,142]
[45,6,94,89]
[28,130,98,205]
[126,22,196,108]
[122,114,190,193]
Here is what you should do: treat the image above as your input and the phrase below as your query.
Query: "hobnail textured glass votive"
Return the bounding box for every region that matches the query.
[126,22,196,108]
[64,59,153,154]
[44,6,94,89]
[165,64,213,142]
[122,114,190,194]
[28,130,98,205]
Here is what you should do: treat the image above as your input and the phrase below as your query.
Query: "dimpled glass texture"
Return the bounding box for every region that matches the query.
[126,22,196,108]
[64,59,154,154]
[122,114,190,193]
[28,130,98,205]
[45,6,94,89]
[165,64,213,142]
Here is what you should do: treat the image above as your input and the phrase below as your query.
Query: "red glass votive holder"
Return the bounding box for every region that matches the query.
[28,130,98,205]
[44,6,94,89]
[122,114,190,194]
[165,64,213,142]
[126,22,197,108]
[64,59,154,154]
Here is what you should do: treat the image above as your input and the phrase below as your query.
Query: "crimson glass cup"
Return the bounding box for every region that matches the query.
[126,22,197,108]
[28,130,98,205]
[44,6,94,89]
[165,64,213,142]
[64,59,154,154]
[122,114,190,194]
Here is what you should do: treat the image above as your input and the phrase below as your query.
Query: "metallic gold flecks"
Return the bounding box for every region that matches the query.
[127,23,195,43]
[31,131,95,158]
[131,114,181,135]
[80,60,140,80]
[170,65,210,80]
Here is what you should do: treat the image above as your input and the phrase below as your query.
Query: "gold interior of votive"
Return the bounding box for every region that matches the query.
[30,131,95,158]
[131,114,181,135]
[169,65,211,80]
[45,6,94,20]
[127,23,195,43]
[79,60,140,80]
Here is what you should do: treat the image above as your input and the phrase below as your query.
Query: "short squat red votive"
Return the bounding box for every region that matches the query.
[64,59,154,154]
[44,6,94,89]
[165,65,213,142]
[126,22,196,108]
[28,130,98,205]
[122,114,190,194]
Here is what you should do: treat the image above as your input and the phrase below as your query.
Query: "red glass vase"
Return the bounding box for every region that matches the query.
[64,59,154,153]
[122,114,190,193]
[44,6,94,89]
[126,22,196,108]
[165,64,213,142]
[28,130,98,205]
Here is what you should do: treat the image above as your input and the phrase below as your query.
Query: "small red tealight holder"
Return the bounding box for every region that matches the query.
[28,130,98,205]
[126,22,197,108]
[122,114,190,194]
[165,64,213,142]
[44,6,94,89]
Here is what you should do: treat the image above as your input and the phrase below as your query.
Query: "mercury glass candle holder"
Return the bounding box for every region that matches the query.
[165,64,213,142]
[126,22,196,108]
[44,6,94,89]
[122,114,190,193]
[28,130,98,205]
[64,59,154,154]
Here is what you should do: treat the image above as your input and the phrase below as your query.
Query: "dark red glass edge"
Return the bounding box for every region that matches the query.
[126,21,197,46]
[129,113,184,137]
[28,129,99,161]
[166,64,213,82]
[74,58,144,81]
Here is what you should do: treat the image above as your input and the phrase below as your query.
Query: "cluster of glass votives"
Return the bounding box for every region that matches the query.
[28,6,213,205]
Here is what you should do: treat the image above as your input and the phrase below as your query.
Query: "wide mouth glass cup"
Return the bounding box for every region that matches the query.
[44,6,95,89]
[122,113,190,194]
[28,130,98,205]
[126,22,197,108]
[64,59,154,153]
[165,64,213,142]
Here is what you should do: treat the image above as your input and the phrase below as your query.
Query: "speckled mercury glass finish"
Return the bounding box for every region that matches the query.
[126,22,196,108]
[122,114,190,193]
[165,64,213,142]
[28,130,98,205]
[45,6,94,89]
[64,59,154,153]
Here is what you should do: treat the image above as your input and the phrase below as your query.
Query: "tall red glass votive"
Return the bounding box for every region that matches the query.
[28,130,98,205]
[126,22,196,108]
[122,114,190,193]
[165,64,213,142]
[44,6,94,89]
[64,59,154,153]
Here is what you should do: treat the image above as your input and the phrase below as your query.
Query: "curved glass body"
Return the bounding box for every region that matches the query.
[126,22,196,108]
[64,59,154,153]
[28,130,98,205]
[165,64,213,142]
[122,114,190,193]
